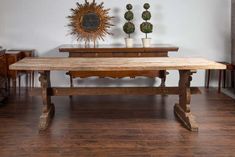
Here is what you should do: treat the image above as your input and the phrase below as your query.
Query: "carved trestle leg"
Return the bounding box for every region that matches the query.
[38,71,55,131]
[174,70,198,131]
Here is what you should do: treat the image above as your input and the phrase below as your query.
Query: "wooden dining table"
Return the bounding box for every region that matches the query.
[10,57,226,132]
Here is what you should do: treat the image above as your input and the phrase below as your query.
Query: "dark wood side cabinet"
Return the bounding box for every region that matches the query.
[6,50,35,91]
[232,0,235,65]
[232,1,235,90]
[6,51,22,91]
[0,49,8,102]
[0,49,36,95]
[59,44,179,87]
[7,49,35,89]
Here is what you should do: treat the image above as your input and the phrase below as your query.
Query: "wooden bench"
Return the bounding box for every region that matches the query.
[9,57,226,132]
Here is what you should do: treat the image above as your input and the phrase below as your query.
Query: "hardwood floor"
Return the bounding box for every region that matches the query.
[0,88,235,157]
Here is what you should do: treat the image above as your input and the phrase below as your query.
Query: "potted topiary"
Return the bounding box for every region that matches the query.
[140,3,153,47]
[123,4,135,47]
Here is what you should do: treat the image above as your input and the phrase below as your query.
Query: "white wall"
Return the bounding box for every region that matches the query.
[0,0,231,87]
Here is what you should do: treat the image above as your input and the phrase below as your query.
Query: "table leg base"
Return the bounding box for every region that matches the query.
[39,103,55,131]
[174,103,198,132]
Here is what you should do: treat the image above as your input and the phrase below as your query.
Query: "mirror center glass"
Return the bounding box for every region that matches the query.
[81,12,100,32]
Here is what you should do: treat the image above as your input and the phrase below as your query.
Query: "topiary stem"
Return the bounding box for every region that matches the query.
[146,33,147,39]
[129,34,130,38]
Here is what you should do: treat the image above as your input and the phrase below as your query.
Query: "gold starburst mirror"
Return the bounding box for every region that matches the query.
[68,0,114,45]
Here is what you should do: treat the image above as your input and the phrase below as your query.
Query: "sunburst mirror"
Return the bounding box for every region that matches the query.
[68,0,114,45]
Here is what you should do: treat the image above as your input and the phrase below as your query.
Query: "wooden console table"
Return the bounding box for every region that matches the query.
[59,44,179,87]
[10,57,226,132]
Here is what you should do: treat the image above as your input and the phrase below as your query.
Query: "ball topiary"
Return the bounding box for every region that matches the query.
[123,22,135,38]
[140,22,153,34]
[123,4,135,38]
[126,4,133,10]
[125,11,134,21]
[143,3,150,10]
[142,11,151,21]
[140,3,153,38]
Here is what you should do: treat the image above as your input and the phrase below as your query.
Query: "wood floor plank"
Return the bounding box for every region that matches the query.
[0,88,235,157]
